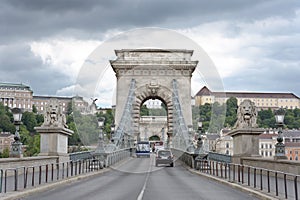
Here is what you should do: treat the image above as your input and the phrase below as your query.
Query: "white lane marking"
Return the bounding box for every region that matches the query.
[137,155,153,200]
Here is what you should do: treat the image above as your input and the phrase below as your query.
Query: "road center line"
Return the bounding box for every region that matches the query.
[137,155,153,200]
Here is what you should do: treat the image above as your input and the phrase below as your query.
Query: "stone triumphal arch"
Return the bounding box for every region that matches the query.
[110,49,198,143]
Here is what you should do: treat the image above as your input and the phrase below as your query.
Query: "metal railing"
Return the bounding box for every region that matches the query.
[69,151,94,161]
[196,159,300,200]
[0,149,131,194]
[208,151,232,163]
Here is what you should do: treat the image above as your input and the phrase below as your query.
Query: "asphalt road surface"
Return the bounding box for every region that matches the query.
[22,155,258,200]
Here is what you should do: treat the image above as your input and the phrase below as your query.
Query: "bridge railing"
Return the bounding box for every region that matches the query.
[69,150,94,161]
[171,148,195,168]
[207,151,231,163]
[0,148,132,194]
[196,159,300,200]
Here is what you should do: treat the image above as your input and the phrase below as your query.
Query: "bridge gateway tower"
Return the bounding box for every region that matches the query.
[110,49,198,144]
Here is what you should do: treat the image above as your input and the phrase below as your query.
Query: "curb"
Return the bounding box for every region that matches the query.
[184,165,279,200]
[0,157,133,200]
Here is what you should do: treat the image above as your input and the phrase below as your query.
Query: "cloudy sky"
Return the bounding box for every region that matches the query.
[1,0,300,107]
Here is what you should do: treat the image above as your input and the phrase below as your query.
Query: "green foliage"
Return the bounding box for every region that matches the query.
[207,102,226,133]
[149,135,160,141]
[22,111,37,132]
[140,105,149,116]
[258,109,275,128]
[36,114,44,126]
[32,104,37,113]
[0,147,10,158]
[192,102,226,133]
[225,97,238,127]
[73,110,98,145]
[140,102,167,116]
[0,103,15,133]
[67,102,73,115]
[24,134,40,157]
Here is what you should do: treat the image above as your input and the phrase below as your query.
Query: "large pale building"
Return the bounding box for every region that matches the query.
[0,83,33,111]
[32,95,88,114]
[195,86,300,110]
[0,82,88,114]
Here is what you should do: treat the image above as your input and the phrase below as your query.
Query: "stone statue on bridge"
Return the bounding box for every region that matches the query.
[234,99,258,129]
[42,98,68,128]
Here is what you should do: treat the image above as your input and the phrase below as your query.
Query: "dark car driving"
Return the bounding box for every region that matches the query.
[155,149,174,167]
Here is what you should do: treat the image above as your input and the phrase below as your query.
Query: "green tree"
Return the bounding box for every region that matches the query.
[66,102,73,115]
[22,111,37,133]
[0,103,15,133]
[32,104,38,113]
[258,109,275,128]
[225,97,238,127]
[36,114,44,126]
[0,147,10,158]
[140,105,149,116]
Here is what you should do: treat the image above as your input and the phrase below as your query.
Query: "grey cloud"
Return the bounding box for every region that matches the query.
[1,0,299,98]
[1,0,299,43]
[223,61,300,97]
[0,43,72,95]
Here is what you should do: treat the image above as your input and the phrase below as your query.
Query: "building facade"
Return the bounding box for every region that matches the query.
[195,86,300,110]
[0,132,14,153]
[258,133,277,158]
[32,95,88,114]
[0,83,33,111]
[0,82,88,114]
[258,130,300,160]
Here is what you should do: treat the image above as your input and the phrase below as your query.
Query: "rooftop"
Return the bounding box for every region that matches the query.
[0,82,32,91]
[195,86,299,99]
[285,142,300,147]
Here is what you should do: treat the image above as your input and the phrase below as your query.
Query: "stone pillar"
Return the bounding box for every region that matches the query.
[228,128,264,164]
[35,127,73,162]
[34,98,73,162]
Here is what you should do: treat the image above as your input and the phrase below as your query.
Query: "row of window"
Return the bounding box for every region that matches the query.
[287,150,299,155]
[290,157,298,160]
[0,87,28,91]
[261,151,273,157]
[260,143,272,149]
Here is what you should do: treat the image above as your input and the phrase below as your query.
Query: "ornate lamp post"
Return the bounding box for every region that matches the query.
[94,117,106,167]
[274,108,287,160]
[110,122,115,143]
[187,124,194,152]
[161,127,165,143]
[195,118,203,155]
[11,108,23,158]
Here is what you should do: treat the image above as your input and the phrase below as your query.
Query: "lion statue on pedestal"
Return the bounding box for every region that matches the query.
[42,98,68,128]
[234,99,258,129]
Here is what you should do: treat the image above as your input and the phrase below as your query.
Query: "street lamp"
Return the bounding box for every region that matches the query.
[195,118,203,155]
[11,108,23,158]
[161,127,165,143]
[110,122,115,143]
[274,108,287,160]
[187,124,194,152]
[95,117,106,156]
[194,118,206,169]
[97,117,105,128]
[197,119,203,132]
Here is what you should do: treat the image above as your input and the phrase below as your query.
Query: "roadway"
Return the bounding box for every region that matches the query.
[23,154,259,200]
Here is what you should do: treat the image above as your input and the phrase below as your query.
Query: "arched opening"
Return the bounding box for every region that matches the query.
[149,135,160,141]
[139,97,167,141]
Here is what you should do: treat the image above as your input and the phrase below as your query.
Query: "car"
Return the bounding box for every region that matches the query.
[154,145,164,153]
[155,149,174,167]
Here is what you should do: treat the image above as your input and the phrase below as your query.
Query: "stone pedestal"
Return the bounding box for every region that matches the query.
[228,128,264,164]
[10,141,23,158]
[35,127,73,162]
